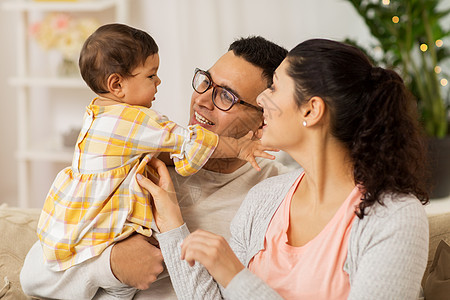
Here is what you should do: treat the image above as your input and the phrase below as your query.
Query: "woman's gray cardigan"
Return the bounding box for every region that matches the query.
[158,170,429,299]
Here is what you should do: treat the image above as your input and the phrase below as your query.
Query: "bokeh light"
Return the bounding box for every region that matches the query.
[420,44,428,52]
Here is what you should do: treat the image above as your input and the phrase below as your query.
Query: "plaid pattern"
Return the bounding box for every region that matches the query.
[37,100,218,271]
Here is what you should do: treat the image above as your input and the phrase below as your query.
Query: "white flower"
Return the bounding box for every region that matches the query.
[30,13,100,59]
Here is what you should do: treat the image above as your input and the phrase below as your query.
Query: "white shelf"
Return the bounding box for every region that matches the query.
[4,0,129,207]
[17,138,74,163]
[1,0,118,12]
[17,149,73,163]
[9,76,87,88]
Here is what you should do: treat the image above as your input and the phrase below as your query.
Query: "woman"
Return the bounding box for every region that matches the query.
[137,39,430,299]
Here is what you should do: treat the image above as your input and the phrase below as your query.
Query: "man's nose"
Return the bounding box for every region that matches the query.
[193,89,215,110]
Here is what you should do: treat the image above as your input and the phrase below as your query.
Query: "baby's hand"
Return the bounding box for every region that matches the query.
[237,131,278,171]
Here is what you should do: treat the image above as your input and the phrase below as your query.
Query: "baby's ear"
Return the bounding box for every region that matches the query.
[107,73,125,98]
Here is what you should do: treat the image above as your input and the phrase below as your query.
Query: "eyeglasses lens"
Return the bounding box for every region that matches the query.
[193,69,236,111]
[193,72,210,93]
[213,87,234,111]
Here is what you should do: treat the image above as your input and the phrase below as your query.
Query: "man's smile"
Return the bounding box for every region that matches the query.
[194,111,215,126]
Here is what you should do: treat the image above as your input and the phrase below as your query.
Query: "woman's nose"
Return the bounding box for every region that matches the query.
[256,89,268,109]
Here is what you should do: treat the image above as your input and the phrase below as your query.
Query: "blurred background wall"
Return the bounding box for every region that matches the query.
[0,0,387,207]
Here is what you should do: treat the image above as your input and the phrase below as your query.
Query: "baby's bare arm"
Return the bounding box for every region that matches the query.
[212,131,277,171]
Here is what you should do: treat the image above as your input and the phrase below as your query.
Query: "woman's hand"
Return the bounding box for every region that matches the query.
[180,229,245,288]
[137,157,184,232]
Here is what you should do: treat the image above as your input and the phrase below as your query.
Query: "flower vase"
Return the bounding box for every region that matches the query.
[57,57,78,77]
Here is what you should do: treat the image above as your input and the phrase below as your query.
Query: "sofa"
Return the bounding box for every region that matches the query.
[0,203,449,300]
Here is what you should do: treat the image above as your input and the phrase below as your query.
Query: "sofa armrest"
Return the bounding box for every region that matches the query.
[0,204,40,300]
[422,211,450,287]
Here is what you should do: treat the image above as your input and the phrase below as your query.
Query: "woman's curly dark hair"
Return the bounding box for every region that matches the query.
[286,39,429,218]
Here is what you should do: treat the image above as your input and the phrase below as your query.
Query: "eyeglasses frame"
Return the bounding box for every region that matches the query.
[192,68,263,112]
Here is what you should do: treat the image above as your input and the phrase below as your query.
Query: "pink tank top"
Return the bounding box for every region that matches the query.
[249,173,361,299]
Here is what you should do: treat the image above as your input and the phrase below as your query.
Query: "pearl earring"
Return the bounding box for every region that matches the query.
[302,121,307,127]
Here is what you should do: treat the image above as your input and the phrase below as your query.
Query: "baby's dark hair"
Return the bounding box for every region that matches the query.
[79,23,158,94]
[228,36,287,87]
[286,39,429,218]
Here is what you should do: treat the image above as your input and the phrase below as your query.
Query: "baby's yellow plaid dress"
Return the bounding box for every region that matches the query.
[37,100,218,271]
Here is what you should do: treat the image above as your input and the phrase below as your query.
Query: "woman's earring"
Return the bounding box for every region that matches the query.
[302,121,307,127]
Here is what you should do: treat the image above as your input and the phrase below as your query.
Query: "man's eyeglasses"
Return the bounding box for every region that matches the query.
[192,68,263,112]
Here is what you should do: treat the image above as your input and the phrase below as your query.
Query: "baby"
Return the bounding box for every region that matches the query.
[37,24,273,273]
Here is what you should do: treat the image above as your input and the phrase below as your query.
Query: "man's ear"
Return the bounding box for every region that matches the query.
[106,73,125,98]
[302,96,325,126]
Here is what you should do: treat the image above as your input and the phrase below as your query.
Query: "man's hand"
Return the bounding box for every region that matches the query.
[110,233,164,290]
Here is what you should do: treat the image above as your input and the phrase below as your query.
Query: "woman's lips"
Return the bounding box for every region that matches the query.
[262,117,268,129]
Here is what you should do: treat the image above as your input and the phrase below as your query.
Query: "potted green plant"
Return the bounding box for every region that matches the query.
[344,0,450,198]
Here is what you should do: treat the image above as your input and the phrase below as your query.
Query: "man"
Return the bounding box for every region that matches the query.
[21,36,290,299]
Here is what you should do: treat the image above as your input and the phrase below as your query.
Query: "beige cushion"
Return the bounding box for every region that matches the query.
[422,212,450,288]
[0,205,449,298]
[423,240,450,300]
[0,204,40,300]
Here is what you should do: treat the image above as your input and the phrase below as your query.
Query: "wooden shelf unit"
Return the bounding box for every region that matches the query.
[2,0,129,207]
